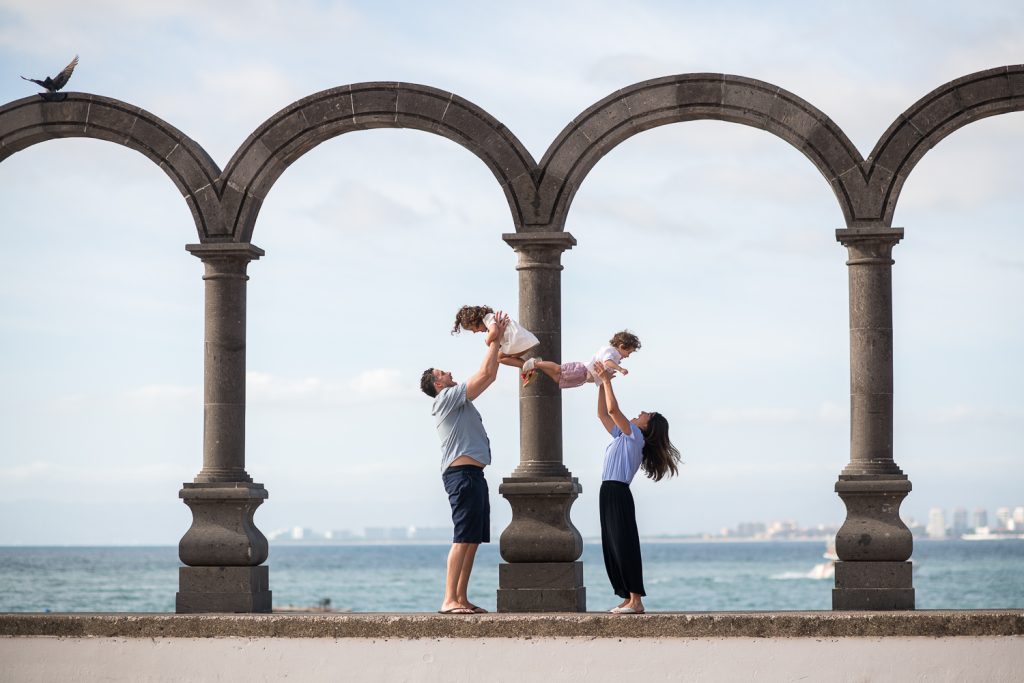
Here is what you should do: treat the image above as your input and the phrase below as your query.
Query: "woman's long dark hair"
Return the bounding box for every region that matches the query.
[640,413,680,481]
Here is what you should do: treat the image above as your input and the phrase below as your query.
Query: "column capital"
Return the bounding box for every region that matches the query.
[836,227,903,265]
[186,242,265,262]
[502,231,576,252]
[502,232,576,271]
[835,226,903,243]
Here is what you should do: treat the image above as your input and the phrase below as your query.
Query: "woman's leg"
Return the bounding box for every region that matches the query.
[600,481,646,610]
[600,481,631,603]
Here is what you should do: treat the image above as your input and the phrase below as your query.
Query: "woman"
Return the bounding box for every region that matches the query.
[593,362,681,614]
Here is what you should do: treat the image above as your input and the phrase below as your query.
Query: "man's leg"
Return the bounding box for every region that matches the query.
[455,543,482,611]
[442,543,476,612]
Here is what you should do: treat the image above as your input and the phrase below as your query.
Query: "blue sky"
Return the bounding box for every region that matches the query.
[0,0,1021,544]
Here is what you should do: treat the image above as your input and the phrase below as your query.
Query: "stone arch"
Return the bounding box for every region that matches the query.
[0,93,224,239]
[864,65,1024,226]
[221,83,537,242]
[536,74,864,229]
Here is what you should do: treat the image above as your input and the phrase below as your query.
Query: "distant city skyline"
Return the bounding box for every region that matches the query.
[256,501,1024,546]
[923,504,1024,540]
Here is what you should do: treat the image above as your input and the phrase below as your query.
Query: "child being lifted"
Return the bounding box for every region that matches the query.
[451,305,540,365]
[521,330,641,388]
[451,306,639,389]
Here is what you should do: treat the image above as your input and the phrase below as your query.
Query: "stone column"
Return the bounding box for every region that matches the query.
[176,243,271,614]
[833,226,914,610]
[497,232,585,612]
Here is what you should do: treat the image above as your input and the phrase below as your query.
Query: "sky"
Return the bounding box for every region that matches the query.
[0,0,1021,545]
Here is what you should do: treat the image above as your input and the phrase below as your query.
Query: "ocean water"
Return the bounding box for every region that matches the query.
[0,540,1021,613]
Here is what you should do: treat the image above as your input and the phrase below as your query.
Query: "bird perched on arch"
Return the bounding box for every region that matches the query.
[21,55,79,101]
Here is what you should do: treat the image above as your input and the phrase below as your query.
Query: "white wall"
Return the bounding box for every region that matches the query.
[3,636,1023,682]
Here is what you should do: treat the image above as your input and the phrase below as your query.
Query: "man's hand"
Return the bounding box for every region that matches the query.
[485,311,509,346]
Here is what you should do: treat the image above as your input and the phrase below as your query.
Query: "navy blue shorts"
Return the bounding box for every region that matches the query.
[442,465,490,544]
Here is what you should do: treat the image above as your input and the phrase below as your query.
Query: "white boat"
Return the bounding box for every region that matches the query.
[807,539,838,579]
[962,527,1024,541]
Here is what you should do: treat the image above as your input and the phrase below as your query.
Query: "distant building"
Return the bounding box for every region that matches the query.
[364,526,411,541]
[905,518,926,538]
[926,508,947,539]
[1013,507,1024,526]
[995,507,1012,531]
[408,526,450,541]
[973,507,988,530]
[324,529,357,541]
[951,507,969,537]
[735,522,766,538]
[766,520,799,539]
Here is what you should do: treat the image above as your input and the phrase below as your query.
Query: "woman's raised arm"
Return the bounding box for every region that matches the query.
[595,363,632,434]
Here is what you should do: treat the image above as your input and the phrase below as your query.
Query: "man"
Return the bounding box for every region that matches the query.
[420,311,508,614]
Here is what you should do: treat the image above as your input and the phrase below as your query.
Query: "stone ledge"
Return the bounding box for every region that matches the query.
[1,611,1021,639]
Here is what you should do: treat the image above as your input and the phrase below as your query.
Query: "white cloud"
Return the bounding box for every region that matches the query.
[584,53,682,86]
[919,405,1024,424]
[0,460,183,485]
[246,368,418,405]
[698,402,846,426]
[126,384,201,401]
[195,64,301,123]
[306,181,438,231]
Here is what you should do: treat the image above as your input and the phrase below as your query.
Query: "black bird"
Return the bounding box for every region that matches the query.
[21,55,79,101]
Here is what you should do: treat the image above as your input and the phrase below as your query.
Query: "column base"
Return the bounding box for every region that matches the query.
[832,588,915,610]
[176,566,272,613]
[832,561,914,610]
[497,562,586,612]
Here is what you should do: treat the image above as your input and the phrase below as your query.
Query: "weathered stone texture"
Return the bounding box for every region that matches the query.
[2,611,1022,639]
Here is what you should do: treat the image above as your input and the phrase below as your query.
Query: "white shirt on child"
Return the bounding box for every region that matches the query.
[586,345,623,382]
[483,312,540,356]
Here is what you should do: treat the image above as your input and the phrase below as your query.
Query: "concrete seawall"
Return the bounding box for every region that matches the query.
[3,611,1023,681]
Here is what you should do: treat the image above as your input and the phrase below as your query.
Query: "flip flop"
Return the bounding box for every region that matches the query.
[469,605,489,614]
[610,607,644,614]
[438,607,476,614]
[521,370,536,387]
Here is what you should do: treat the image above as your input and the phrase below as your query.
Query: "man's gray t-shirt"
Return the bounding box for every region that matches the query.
[433,382,491,471]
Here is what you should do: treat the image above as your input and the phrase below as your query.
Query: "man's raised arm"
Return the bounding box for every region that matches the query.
[466,311,508,400]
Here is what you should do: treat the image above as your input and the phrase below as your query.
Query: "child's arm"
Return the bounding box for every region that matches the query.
[604,360,628,375]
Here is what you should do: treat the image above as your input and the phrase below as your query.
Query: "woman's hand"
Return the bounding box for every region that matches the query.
[592,360,612,383]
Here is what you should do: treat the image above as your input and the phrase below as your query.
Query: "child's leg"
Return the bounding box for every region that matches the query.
[532,360,562,383]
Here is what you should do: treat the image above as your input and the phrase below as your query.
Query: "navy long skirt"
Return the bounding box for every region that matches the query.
[599,480,646,599]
